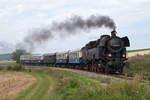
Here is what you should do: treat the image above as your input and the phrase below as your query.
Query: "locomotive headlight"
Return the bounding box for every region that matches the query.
[109,54,112,57]
[122,54,125,57]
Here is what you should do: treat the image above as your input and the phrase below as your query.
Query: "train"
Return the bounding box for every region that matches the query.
[20,30,130,74]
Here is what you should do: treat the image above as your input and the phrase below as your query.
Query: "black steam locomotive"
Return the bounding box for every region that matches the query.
[82,30,130,73]
[20,30,130,74]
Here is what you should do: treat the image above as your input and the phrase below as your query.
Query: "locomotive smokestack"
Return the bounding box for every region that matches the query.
[111,29,117,37]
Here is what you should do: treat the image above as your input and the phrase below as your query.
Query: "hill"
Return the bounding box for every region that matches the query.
[0,54,12,60]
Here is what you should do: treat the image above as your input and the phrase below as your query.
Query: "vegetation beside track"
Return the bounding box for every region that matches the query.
[6,67,149,100]
[124,54,150,78]
[48,69,150,100]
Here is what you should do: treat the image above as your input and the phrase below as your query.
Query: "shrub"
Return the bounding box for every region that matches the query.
[101,74,150,100]
[6,66,13,70]
[100,77,111,84]
[0,66,3,70]
[12,64,24,71]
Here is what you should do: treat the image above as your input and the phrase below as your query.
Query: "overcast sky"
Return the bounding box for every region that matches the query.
[0,0,150,54]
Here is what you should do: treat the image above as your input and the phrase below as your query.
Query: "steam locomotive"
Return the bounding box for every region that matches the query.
[20,30,130,74]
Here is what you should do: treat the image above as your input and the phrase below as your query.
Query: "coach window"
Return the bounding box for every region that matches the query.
[70,53,72,58]
[76,53,77,58]
[74,53,76,58]
[72,53,73,58]
[63,54,65,59]
[75,53,77,58]
[59,55,61,59]
[72,53,74,58]
[58,55,60,59]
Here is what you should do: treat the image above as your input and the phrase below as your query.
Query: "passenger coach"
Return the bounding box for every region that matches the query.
[68,50,83,64]
[56,52,69,64]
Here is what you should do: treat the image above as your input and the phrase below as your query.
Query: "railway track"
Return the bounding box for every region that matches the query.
[26,66,150,84]
[111,74,150,83]
[50,66,150,83]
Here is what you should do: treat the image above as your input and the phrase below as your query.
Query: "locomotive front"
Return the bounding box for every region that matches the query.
[82,30,130,74]
[106,30,130,73]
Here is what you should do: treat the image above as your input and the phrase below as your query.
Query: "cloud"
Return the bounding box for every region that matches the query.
[0,0,149,53]
[16,4,24,13]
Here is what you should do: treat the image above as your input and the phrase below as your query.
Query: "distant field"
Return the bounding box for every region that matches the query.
[0,60,16,65]
[127,48,150,53]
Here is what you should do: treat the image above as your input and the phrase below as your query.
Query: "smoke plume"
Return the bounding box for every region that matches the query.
[0,41,15,54]
[19,14,116,52]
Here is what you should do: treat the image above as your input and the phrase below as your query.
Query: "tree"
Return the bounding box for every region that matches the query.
[11,49,27,63]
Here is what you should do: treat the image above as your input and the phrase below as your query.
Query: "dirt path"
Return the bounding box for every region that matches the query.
[13,72,55,100]
[0,72,35,100]
[43,77,55,100]
[127,50,150,58]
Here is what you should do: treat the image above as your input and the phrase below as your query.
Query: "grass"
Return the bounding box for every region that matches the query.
[12,67,150,100]
[124,54,150,78]
[127,48,150,53]
[49,69,150,100]
[13,69,55,100]
[49,70,102,100]
[102,75,150,100]
[0,63,23,71]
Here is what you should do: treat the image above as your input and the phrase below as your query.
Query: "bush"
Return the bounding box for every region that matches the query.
[6,66,13,70]
[11,64,24,71]
[0,66,3,70]
[101,75,150,100]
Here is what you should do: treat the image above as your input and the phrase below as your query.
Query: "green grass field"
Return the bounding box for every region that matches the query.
[6,66,149,100]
